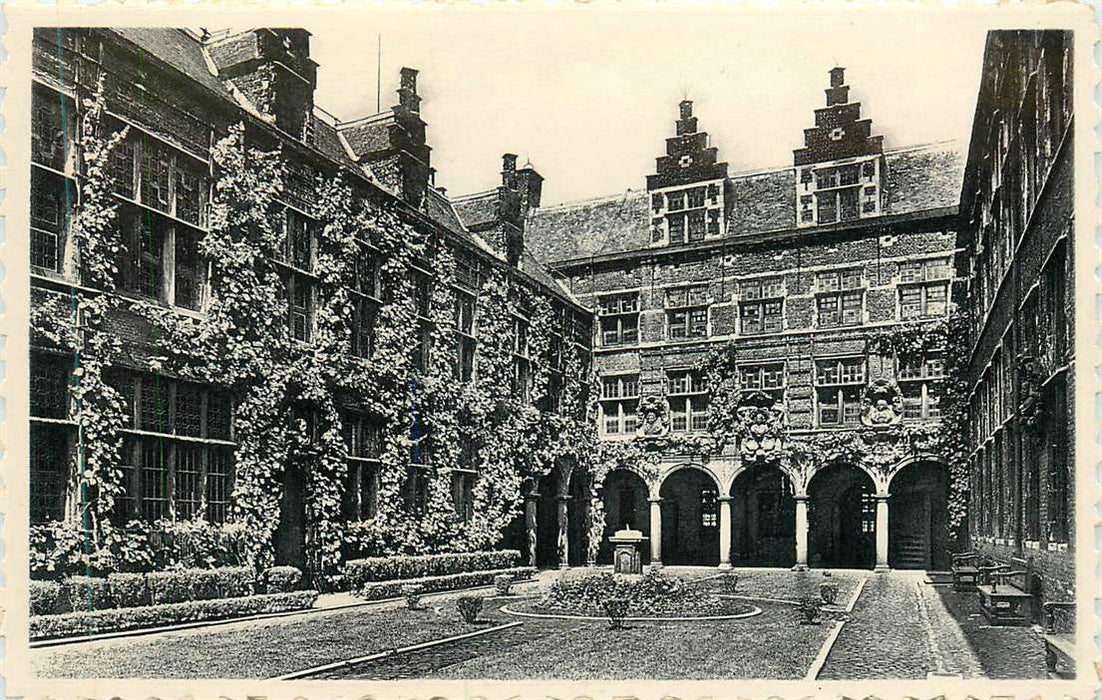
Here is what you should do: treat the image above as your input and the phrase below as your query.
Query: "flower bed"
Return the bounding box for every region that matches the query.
[528,570,754,619]
[344,551,520,589]
[356,566,535,601]
[30,590,319,640]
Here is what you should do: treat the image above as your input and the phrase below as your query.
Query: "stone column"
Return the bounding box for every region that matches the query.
[525,494,538,568]
[875,495,890,572]
[649,497,663,567]
[793,496,809,571]
[718,496,733,569]
[556,495,571,569]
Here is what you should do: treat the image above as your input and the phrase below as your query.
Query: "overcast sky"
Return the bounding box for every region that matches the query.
[304,7,988,206]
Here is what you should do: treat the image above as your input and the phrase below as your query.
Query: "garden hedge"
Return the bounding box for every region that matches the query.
[30,590,319,640]
[355,566,535,601]
[345,551,520,589]
[30,566,274,616]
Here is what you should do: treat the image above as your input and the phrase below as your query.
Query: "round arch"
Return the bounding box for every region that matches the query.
[598,469,652,565]
[654,462,723,497]
[807,462,877,569]
[888,459,951,570]
[728,463,797,568]
[658,465,722,566]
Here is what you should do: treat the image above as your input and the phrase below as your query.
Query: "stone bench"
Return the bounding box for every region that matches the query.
[1042,601,1075,679]
[976,556,1034,626]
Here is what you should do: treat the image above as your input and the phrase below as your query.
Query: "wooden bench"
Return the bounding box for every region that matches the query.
[950,551,982,591]
[1042,601,1075,679]
[976,556,1034,626]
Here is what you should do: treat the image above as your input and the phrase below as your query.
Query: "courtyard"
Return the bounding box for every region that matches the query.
[31,567,1050,681]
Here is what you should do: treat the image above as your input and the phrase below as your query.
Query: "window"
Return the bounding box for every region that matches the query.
[667,369,708,433]
[701,488,718,528]
[30,424,68,522]
[174,445,203,520]
[667,192,685,211]
[284,273,313,342]
[32,89,70,171]
[666,286,708,339]
[452,291,476,381]
[815,358,865,426]
[31,171,69,272]
[358,250,380,298]
[452,472,475,522]
[816,270,864,327]
[688,210,706,242]
[140,137,172,212]
[668,213,686,245]
[512,315,531,401]
[175,383,203,437]
[598,292,639,346]
[174,230,204,311]
[206,448,233,524]
[110,136,137,200]
[900,284,948,320]
[173,163,206,227]
[687,187,705,208]
[139,440,169,521]
[599,374,639,436]
[30,353,70,419]
[739,277,784,334]
[900,257,951,283]
[139,376,171,434]
[739,363,785,404]
[286,210,314,270]
[351,298,377,360]
[897,353,944,420]
[343,414,383,522]
[651,193,663,212]
[120,214,168,300]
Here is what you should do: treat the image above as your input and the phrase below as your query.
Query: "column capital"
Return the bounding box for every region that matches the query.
[794,493,809,501]
[648,497,664,504]
[718,495,734,504]
[875,493,891,501]
[525,491,541,501]
[556,494,573,502]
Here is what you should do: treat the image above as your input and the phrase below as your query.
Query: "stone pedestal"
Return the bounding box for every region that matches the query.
[609,528,648,575]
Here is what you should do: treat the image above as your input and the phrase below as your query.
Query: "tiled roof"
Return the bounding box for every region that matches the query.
[109,28,231,100]
[310,116,358,168]
[524,190,651,264]
[452,191,500,230]
[425,187,467,233]
[338,116,395,159]
[525,141,964,265]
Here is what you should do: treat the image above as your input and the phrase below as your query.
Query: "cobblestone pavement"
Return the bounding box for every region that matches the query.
[817,571,984,679]
[936,587,1048,679]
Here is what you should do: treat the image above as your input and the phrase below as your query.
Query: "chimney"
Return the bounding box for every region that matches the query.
[206,29,318,139]
[516,161,543,212]
[398,67,421,114]
[679,100,693,119]
[501,153,518,189]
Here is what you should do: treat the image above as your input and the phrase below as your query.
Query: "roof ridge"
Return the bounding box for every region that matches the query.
[533,188,646,212]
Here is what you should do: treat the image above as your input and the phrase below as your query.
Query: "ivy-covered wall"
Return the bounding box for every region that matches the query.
[28,32,597,586]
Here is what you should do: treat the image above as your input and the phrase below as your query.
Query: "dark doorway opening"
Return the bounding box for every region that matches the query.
[889,461,951,570]
[659,468,720,566]
[599,470,651,564]
[808,463,876,569]
[730,465,796,567]
[275,465,307,571]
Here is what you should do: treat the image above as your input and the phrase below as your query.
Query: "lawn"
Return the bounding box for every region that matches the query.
[700,567,867,605]
[318,598,831,680]
[32,593,495,680]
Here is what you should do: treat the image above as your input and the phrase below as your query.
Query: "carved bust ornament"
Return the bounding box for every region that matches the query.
[637,394,671,437]
[736,390,785,462]
[861,379,904,427]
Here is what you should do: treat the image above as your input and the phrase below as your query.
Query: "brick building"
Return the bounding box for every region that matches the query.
[526,69,966,571]
[28,28,592,572]
[958,30,1075,603]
